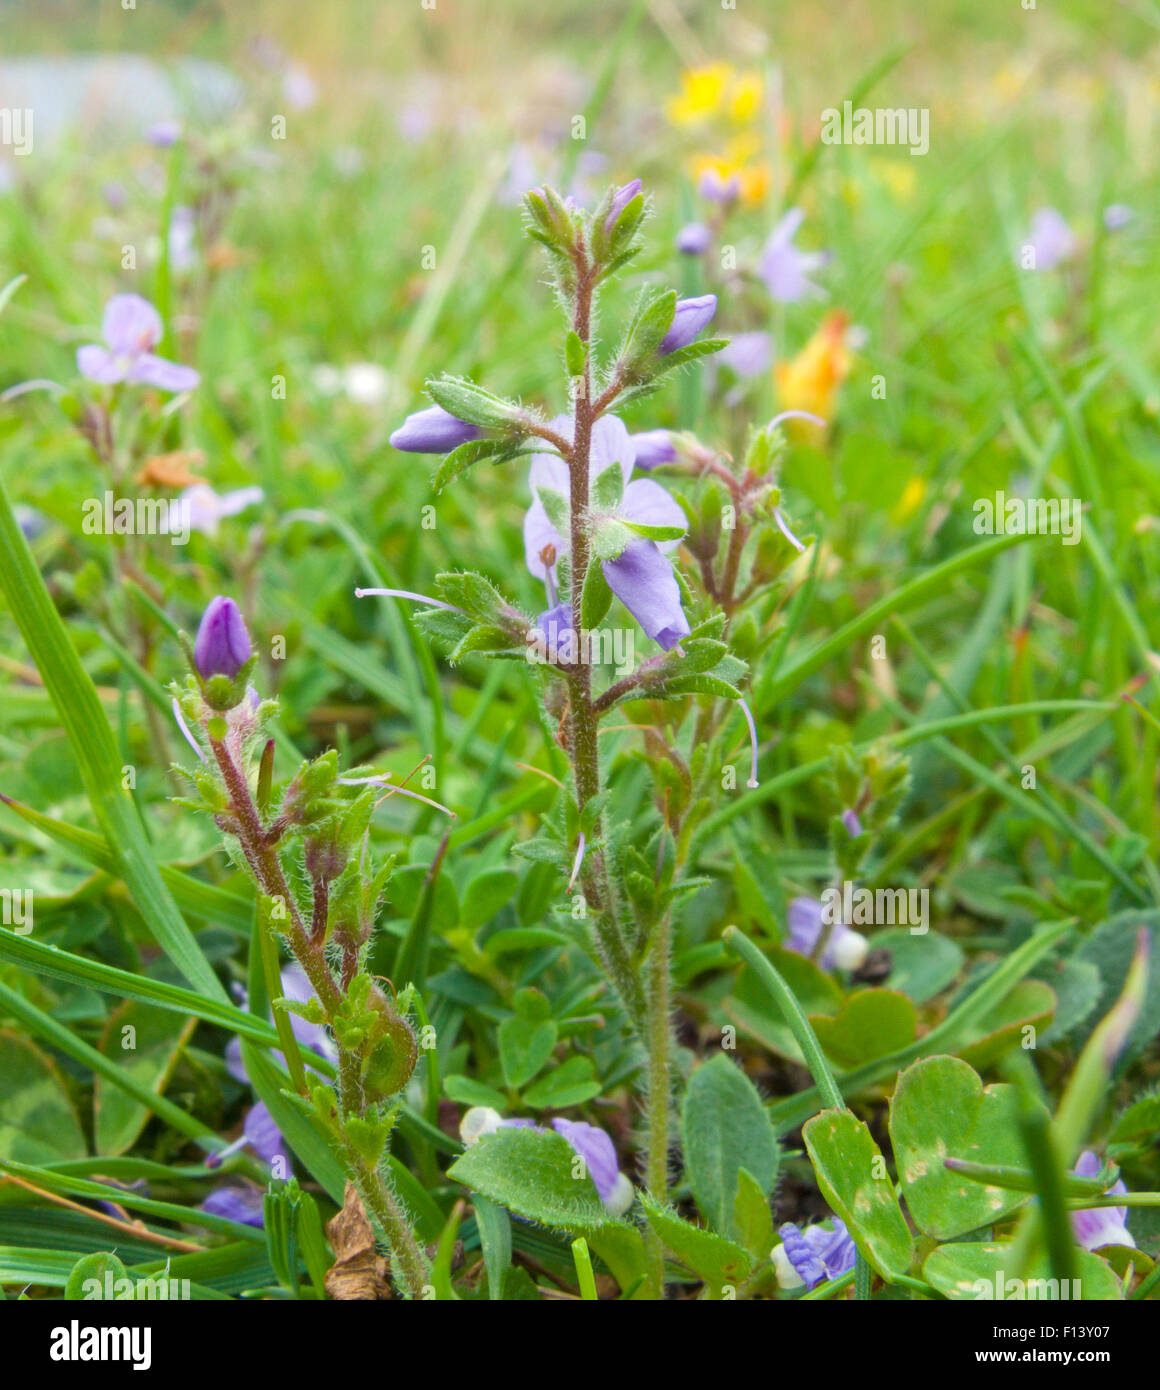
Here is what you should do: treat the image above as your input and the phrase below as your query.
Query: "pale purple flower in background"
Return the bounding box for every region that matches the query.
[841,808,863,838]
[498,144,542,207]
[202,1184,266,1229]
[77,294,198,392]
[180,484,264,538]
[719,331,773,379]
[102,181,127,211]
[15,505,47,540]
[698,168,740,203]
[1020,207,1076,271]
[283,64,318,110]
[785,896,868,970]
[676,221,712,255]
[390,404,481,453]
[1070,1151,1134,1251]
[660,294,717,354]
[523,414,690,650]
[145,120,182,148]
[760,208,830,303]
[630,429,677,469]
[168,205,198,273]
[1103,204,1133,231]
[459,1107,634,1216]
[225,963,338,1085]
[774,1216,857,1290]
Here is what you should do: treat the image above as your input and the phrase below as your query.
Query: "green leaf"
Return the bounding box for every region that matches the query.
[0,478,226,1002]
[433,436,535,491]
[956,978,1055,1068]
[426,374,523,429]
[64,1252,133,1301]
[448,1126,618,1230]
[810,989,918,1068]
[95,1001,196,1155]
[872,928,963,1003]
[580,554,614,629]
[240,1042,347,1204]
[564,329,586,377]
[639,1194,751,1297]
[681,1054,779,1237]
[1074,910,1160,1067]
[498,1016,558,1089]
[802,1108,914,1281]
[472,1194,512,1301]
[523,1056,602,1109]
[733,1167,775,1264]
[0,1031,86,1162]
[443,1075,507,1110]
[923,1241,1123,1301]
[459,867,519,933]
[889,1054,1042,1239]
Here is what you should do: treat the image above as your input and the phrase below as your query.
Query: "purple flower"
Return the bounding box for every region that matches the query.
[630,429,677,469]
[760,208,829,303]
[676,221,712,255]
[145,120,182,148]
[719,331,772,379]
[390,404,482,453]
[535,602,575,661]
[180,484,264,539]
[604,178,642,235]
[1103,203,1133,231]
[841,808,863,838]
[774,1216,856,1290]
[202,1185,266,1228]
[1021,207,1076,271]
[786,896,868,971]
[698,168,740,203]
[459,1107,634,1216]
[523,414,689,649]
[225,964,338,1084]
[659,294,717,354]
[1070,1151,1133,1251]
[76,294,199,392]
[194,596,251,681]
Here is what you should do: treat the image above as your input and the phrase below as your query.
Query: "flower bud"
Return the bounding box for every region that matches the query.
[603,177,642,236]
[659,294,717,354]
[194,596,251,681]
[390,405,482,453]
[676,222,712,255]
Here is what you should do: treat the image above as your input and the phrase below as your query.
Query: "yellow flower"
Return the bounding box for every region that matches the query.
[871,159,917,203]
[892,476,927,523]
[774,311,852,435]
[666,64,731,126]
[728,72,764,124]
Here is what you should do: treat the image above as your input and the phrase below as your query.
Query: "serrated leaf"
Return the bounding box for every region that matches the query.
[639,1194,751,1296]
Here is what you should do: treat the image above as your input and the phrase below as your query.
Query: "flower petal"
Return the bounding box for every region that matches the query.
[76,344,126,384]
[601,538,690,650]
[622,478,687,553]
[101,294,163,355]
[127,353,200,392]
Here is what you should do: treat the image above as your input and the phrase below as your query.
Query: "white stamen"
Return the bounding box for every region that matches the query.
[172,697,205,763]
[738,698,760,788]
[768,409,826,432]
[337,773,455,818]
[354,587,466,614]
[773,508,807,554]
[567,832,587,893]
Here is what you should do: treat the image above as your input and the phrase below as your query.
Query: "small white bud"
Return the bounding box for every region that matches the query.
[831,928,869,971]
[603,1173,635,1218]
[771,1244,804,1290]
[459,1106,502,1146]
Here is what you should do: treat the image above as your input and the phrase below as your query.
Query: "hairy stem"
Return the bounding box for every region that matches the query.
[644,910,673,1293]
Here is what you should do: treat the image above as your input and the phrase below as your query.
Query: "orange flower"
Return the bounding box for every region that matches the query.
[774,311,852,435]
[135,449,207,488]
